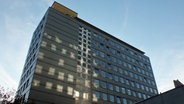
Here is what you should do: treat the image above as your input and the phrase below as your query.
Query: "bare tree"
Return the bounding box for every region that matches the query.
[0,85,16,104]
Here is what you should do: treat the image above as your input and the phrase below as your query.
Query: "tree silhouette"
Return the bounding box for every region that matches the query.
[0,85,16,104]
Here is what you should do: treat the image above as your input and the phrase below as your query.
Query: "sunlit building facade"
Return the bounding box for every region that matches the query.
[17,2,158,104]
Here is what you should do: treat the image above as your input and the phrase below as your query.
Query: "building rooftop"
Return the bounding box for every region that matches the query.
[51,1,145,55]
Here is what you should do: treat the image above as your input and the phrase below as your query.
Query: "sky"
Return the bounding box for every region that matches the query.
[0,0,184,93]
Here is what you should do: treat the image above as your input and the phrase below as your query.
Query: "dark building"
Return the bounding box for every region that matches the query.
[136,80,184,104]
[17,2,158,104]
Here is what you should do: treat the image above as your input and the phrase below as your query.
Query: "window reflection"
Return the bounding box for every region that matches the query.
[74,90,79,97]
[35,65,42,74]
[67,86,73,95]
[83,93,88,99]
[38,52,44,59]
[85,80,90,88]
[33,79,40,86]
[93,79,99,88]
[41,41,47,47]
[70,52,75,59]
[44,33,52,39]
[68,74,74,82]
[45,82,52,89]
[61,49,67,54]
[109,95,114,102]
[55,36,62,43]
[56,85,63,92]
[48,67,55,75]
[58,59,64,66]
[93,91,99,102]
[58,72,64,80]
[51,44,56,51]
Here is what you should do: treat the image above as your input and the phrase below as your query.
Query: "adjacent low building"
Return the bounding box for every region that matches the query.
[136,80,184,104]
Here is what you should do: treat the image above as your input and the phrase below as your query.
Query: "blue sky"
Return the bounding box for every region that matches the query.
[0,0,184,92]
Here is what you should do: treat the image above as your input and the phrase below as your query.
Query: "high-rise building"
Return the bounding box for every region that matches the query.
[17,2,158,104]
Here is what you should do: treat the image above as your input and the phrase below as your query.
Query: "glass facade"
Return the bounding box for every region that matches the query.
[16,2,158,104]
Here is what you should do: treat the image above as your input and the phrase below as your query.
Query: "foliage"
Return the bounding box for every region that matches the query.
[0,85,16,104]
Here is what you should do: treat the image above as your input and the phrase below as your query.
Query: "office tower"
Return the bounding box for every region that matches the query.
[17,2,158,104]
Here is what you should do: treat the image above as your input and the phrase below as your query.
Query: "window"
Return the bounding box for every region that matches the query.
[134,74,138,79]
[101,81,106,89]
[35,65,42,74]
[117,59,122,64]
[120,77,124,83]
[102,93,107,101]
[45,82,52,89]
[124,70,128,76]
[129,72,133,78]
[116,97,121,104]
[150,88,153,93]
[109,95,114,102]
[112,57,116,63]
[154,89,158,94]
[121,87,126,94]
[129,100,133,104]
[119,68,123,74]
[41,41,47,47]
[115,86,120,92]
[67,87,73,95]
[131,81,135,87]
[93,68,99,77]
[138,92,142,98]
[93,91,100,101]
[94,79,99,88]
[51,44,56,51]
[145,86,149,92]
[33,79,40,86]
[113,65,117,71]
[58,59,64,66]
[58,72,64,80]
[100,51,105,58]
[143,94,147,99]
[107,63,111,70]
[108,84,113,91]
[136,83,140,89]
[122,98,127,104]
[111,49,116,54]
[127,89,131,95]
[101,71,106,77]
[141,85,145,90]
[152,81,156,86]
[48,67,55,75]
[93,58,99,65]
[55,36,62,43]
[68,74,74,82]
[56,85,63,92]
[108,73,113,79]
[74,90,80,98]
[114,75,119,82]
[100,61,105,67]
[126,79,129,85]
[106,54,111,61]
[132,91,136,97]
[128,64,132,69]
[139,76,143,81]
[83,93,89,99]
[123,62,127,67]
